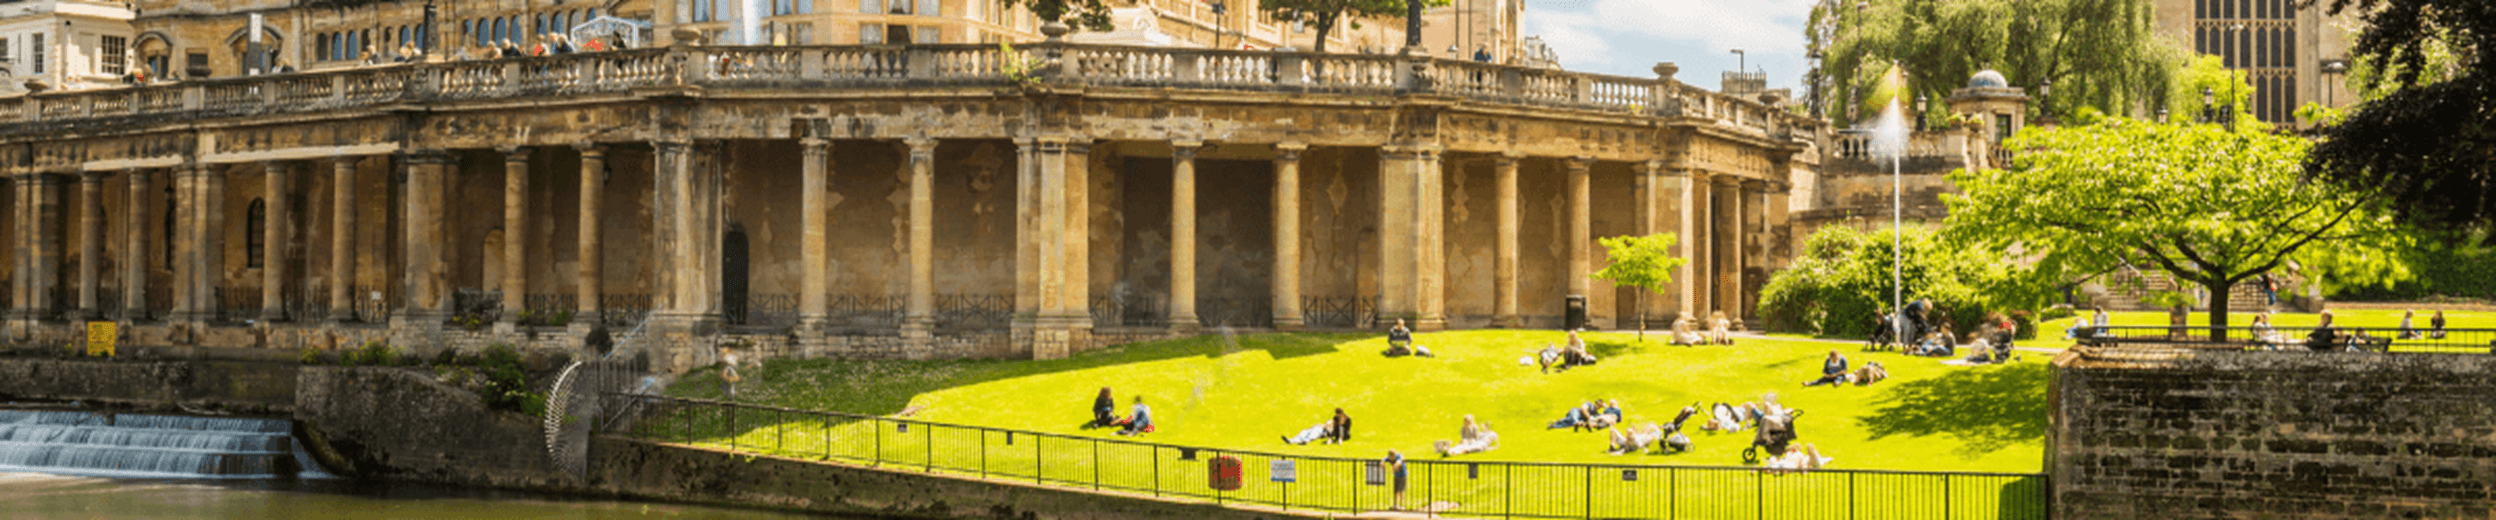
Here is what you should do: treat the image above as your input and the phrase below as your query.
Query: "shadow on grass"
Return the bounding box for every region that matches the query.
[673,332,1381,418]
[1853,362,2048,458]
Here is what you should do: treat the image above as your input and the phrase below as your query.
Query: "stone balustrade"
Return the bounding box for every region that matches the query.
[0,44,1817,140]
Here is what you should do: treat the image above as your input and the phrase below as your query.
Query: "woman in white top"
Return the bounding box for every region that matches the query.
[1436,415,1500,456]
[1670,316,1706,346]
[1708,311,1735,345]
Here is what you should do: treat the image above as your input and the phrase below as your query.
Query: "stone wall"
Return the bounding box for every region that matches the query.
[292,366,572,489]
[587,437,1295,520]
[2051,348,2496,519]
[0,357,298,413]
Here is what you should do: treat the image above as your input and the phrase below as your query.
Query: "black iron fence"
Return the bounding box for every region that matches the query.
[825,294,904,329]
[600,293,655,328]
[936,293,1012,330]
[726,293,800,329]
[617,395,2048,520]
[2078,325,2496,354]
[1303,295,1377,330]
[524,293,579,325]
[1091,294,1165,329]
[347,284,395,323]
[214,287,259,323]
[1197,296,1274,329]
[447,288,502,326]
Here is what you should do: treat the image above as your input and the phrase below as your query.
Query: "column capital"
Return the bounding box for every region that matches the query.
[1566,155,1597,171]
[123,167,150,181]
[78,170,107,183]
[1711,174,1742,187]
[903,136,939,156]
[498,146,532,161]
[799,137,829,149]
[401,149,457,165]
[1641,159,1666,175]
[261,160,291,175]
[329,155,361,169]
[573,142,610,156]
[650,140,692,154]
[1274,142,1306,161]
[1172,140,1203,161]
[1741,178,1768,190]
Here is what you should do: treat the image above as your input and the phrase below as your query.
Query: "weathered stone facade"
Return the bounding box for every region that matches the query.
[0,36,1821,370]
[2051,347,2496,519]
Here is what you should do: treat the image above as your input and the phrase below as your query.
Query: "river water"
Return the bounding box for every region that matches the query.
[0,472,826,519]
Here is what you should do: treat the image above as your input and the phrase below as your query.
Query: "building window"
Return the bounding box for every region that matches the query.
[788,23,813,45]
[186,51,208,78]
[32,33,44,74]
[914,25,940,44]
[916,0,937,17]
[102,35,128,75]
[859,23,882,44]
[246,199,266,269]
[775,0,793,16]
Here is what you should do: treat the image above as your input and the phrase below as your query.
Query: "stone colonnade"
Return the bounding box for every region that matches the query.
[2,136,1782,360]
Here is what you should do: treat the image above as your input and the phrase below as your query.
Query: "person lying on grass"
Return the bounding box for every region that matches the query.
[1115,396,1154,436]
[1702,402,1746,433]
[1435,415,1499,456]
[1607,422,1665,455]
[1670,316,1706,346]
[1803,350,1850,387]
[1547,401,1598,430]
[1852,361,1888,386]
[1585,399,1624,430]
[1763,443,1830,475]
[1089,387,1120,428]
[1284,408,1353,445]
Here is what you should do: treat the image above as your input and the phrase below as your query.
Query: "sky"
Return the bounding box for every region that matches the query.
[1518,0,1815,94]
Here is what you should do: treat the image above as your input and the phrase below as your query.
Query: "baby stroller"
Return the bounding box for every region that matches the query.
[1740,409,1803,464]
[1867,313,1908,352]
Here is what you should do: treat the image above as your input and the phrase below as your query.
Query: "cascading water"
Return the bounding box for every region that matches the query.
[0,410,331,479]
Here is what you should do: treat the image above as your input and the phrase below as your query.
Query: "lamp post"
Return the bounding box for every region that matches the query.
[2202,87,2216,124]
[2037,77,2054,125]
[1731,49,1746,75]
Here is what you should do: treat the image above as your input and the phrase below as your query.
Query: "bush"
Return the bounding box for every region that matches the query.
[299,348,325,365]
[474,343,539,413]
[1758,225,2056,338]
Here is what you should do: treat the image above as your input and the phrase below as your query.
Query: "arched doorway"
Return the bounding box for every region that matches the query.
[721,226,749,324]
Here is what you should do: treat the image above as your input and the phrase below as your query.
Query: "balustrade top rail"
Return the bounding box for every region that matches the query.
[2075,325,2496,354]
[1,43,1818,140]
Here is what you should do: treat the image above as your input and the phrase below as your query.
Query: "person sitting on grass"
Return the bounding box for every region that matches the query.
[1910,326,1957,357]
[2250,313,2283,349]
[2399,310,2422,340]
[1763,443,1830,474]
[1284,408,1352,445]
[1547,401,1597,430]
[1435,415,1499,456]
[1116,396,1154,436]
[1606,422,1665,455]
[2092,307,2111,338]
[2065,315,2094,341]
[1670,316,1705,346]
[1090,387,1119,428]
[1852,361,1888,386]
[1804,350,1850,387]
[1560,330,1599,368]
[1709,311,1736,345]
[2429,310,2448,340]
[1383,318,1418,356]
[1701,402,1745,432]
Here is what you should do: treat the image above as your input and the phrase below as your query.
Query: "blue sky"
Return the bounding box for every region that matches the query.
[1519,0,1814,93]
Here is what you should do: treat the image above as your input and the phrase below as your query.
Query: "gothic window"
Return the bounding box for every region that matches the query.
[246,199,266,269]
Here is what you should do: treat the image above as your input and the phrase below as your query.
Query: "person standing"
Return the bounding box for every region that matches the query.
[1384,449,1409,511]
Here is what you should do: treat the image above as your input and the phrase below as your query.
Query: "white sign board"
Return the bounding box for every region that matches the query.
[1270,459,1297,483]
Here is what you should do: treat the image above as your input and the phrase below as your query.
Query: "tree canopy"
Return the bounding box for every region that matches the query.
[1590,234,1689,340]
[1947,119,2408,340]
[1005,0,1117,32]
[1811,0,2185,128]
[1259,0,1447,54]
[1757,225,2052,339]
[2306,0,2494,228]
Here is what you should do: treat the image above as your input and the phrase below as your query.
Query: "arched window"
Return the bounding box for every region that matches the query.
[491,18,505,45]
[246,199,266,268]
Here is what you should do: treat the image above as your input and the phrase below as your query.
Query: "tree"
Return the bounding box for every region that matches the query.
[1590,234,1688,342]
[1003,0,1116,32]
[2307,0,2493,229]
[1946,119,2409,342]
[1812,0,2185,128]
[1259,0,1447,54]
[1757,225,2052,339]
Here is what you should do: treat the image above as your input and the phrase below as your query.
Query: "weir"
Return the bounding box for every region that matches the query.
[0,410,330,479]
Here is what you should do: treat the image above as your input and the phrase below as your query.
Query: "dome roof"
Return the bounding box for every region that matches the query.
[1969,70,2008,89]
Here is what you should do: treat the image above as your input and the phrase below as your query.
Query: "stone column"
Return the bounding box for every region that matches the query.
[1166,140,1201,333]
[397,151,452,325]
[901,137,938,357]
[1632,160,1666,327]
[167,168,193,321]
[77,172,103,320]
[797,138,830,330]
[651,141,724,326]
[498,147,530,327]
[1270,143,1306,330]
[1017,136,1093,360]
[1014,138,1039,324]
[1742,179,1769,325]
[260,161,292,322]
[575,144,606,325]
[1714,175,1744,329]
[1491,152,1521,328]
[1678,170,1710,322]
[8,174,25,321]
[1375,143,1447,331]
[328,157,357,321]
[1565,156,1594,307]
[30,173,63,321]
[122,169,149,321]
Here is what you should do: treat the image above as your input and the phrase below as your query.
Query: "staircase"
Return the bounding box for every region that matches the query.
[0,410,329,479]
[2085,270,2277,312]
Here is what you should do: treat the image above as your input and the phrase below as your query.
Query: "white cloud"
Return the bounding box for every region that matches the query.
[1521,0,1814,89]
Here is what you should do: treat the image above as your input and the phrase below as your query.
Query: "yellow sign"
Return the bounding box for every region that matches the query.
[86,322,115,357]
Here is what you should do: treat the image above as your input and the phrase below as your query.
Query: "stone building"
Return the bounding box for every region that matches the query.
[2151,0,2357,127]
[0,0,136,92]
[1792,70,2015,241]
[0,8,1821,370]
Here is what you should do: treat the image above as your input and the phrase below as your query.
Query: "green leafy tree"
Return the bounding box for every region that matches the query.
[1259,0,1448,54]
[1590,234,1689,341]
[1003,0,1116,32]
[1947,119,2409,341]
[2306,0,2491,228]
[2164,55,2257,126]
[1758,225,2052,339]
[1812,0,2185,128]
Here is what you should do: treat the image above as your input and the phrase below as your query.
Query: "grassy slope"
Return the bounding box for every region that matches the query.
[667,330,2045,475]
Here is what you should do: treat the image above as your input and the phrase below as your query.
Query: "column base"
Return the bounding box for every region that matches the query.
[1166,314,1201,335]
[1272,315,1305,332]
[900,317,935,360]
[1019,312,1093,360]
[1412,315,1447,333]
[1490,314,1522,329]
[491,320,521,335]
[260,309,288,324]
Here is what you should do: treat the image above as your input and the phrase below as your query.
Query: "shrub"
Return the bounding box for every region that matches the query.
[1758,225,2055,338]
[299,348,324,365]
[474,343,540,413]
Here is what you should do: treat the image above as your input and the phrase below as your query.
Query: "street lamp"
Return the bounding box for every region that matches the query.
[2202,86,2215,124]
[1731,49,1747,74]
[2037,77,2054,125]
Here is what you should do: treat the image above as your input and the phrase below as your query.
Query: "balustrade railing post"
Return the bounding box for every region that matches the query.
[1277,52,1306,87]
[800,48,825,80]
[1173,53,1200,85]
[330,75,349,105]
[501,61,522,95]
[1574,75,1595,105]
[1500,68,1523,99]
[183,84,205,111]
[907,47,935,80]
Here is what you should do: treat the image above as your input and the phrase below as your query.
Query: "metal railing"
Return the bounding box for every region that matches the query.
[935,293,1012,330]
[617,394,2047,520]
[725,293,800,328]
[599,293,655,328]
[2076,325,2496,353]
[0,44,1820,142]
[1091,294,1165,329]
[1303,295,1377,330]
